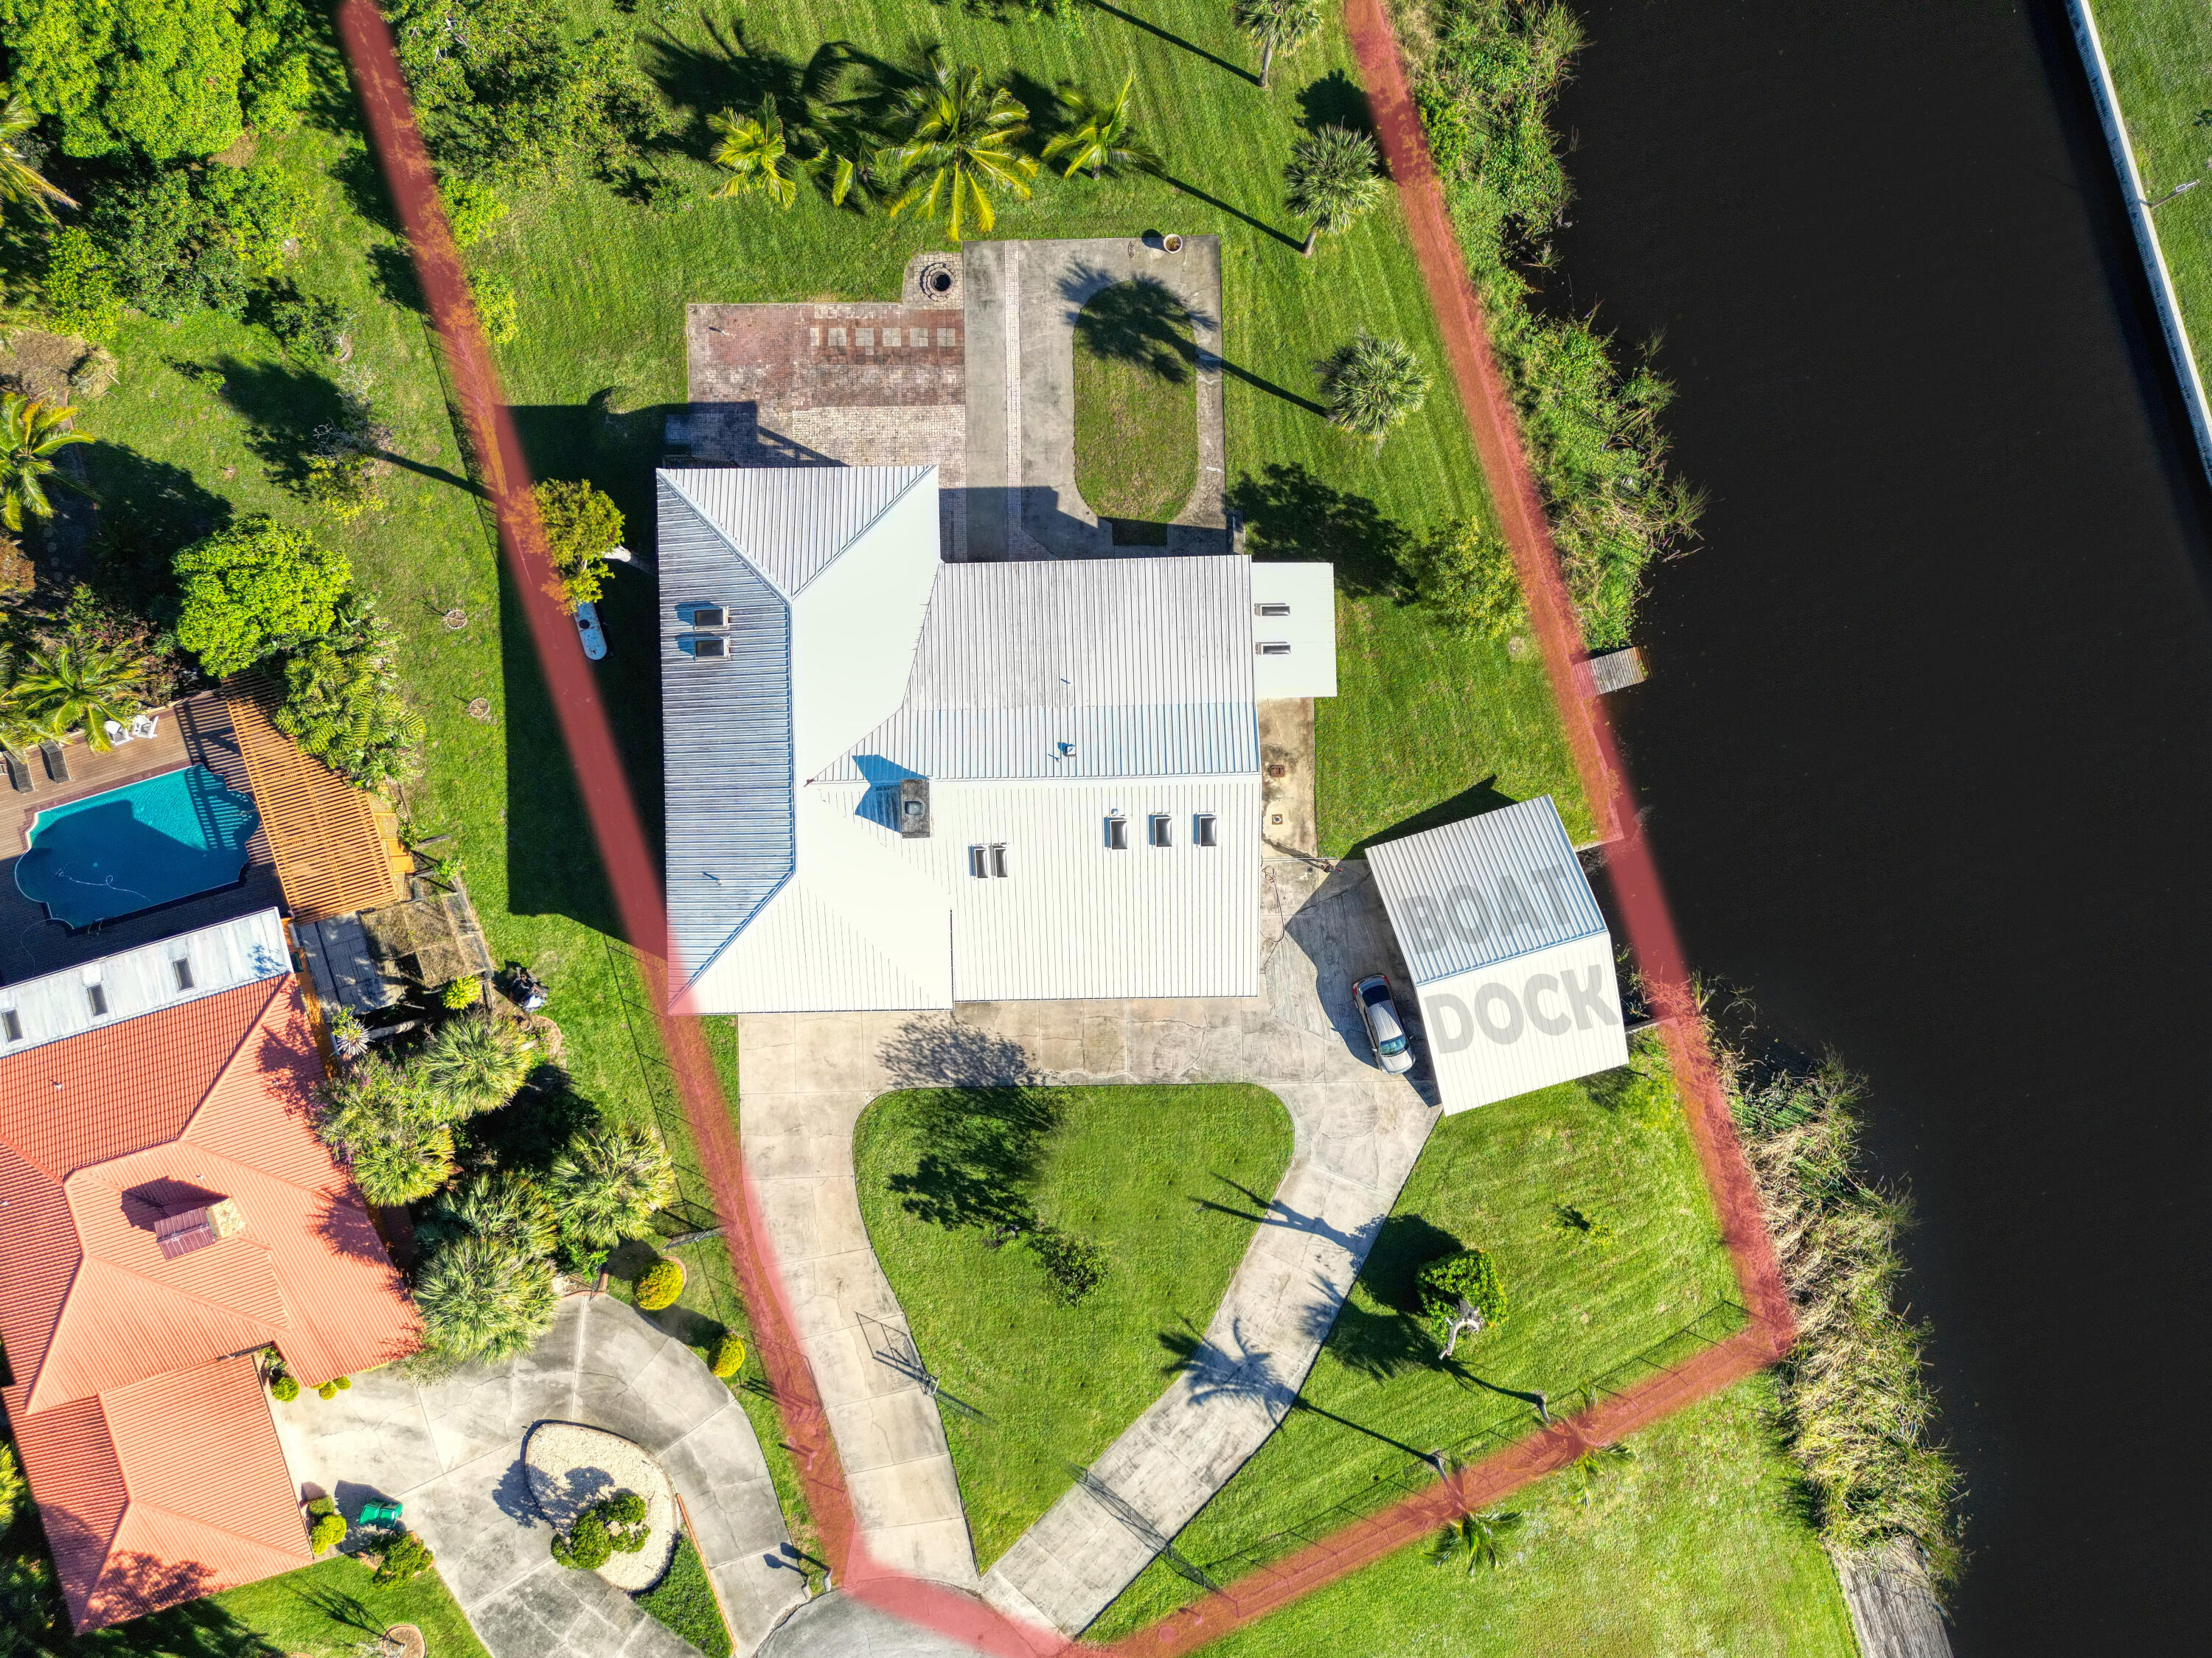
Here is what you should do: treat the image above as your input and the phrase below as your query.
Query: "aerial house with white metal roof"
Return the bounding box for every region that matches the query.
[658,465,1337,1014]
[1365,796,1628,1112]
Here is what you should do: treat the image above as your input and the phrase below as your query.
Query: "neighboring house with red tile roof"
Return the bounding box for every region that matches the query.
[0,974,420,1630]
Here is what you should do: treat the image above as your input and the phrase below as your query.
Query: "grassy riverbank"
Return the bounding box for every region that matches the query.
[2090,0,2212,386]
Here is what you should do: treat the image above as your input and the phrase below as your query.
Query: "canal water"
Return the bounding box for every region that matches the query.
[1549,1,2210,1648]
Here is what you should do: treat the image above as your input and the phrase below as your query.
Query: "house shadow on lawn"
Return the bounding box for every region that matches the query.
[497,404,670,932]
[1343,775,1522,862]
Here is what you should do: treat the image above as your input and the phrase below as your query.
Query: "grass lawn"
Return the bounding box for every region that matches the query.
[1090,1043,1755,1634]
[2092,1,2212,386]
[852,1084,1295,1570]
[43,1553,490,1658]
[1145,1375,1858,1658]
[633,1533,733,1658]
[1071,281,1200,524]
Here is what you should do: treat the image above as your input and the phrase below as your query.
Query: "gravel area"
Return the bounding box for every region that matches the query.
[524,1422,678,1592]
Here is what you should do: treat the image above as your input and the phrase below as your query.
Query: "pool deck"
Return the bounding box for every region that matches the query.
[0,693,285,988]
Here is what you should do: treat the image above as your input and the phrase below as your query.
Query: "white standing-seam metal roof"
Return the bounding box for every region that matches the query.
[1250,562,1338,700]
[658,467,1293,1014]
[1366,798,1627,1112]
[0,908,290,1054]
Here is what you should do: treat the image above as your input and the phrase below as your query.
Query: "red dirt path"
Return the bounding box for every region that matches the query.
[333,0,1794,1650]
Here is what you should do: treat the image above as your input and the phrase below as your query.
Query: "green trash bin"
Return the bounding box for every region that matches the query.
[358,1501,403,1527]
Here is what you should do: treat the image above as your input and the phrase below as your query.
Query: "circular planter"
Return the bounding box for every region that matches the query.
[1161,234,1184,253]
[525,1422,678,1592]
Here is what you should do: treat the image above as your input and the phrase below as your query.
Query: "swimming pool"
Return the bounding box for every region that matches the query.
[15,765,261,927]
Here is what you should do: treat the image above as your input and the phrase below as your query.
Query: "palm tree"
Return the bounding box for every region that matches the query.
[709,101,802,208]
[419,1012,540,1115]
[5,641,147,752]
[411,1232,559,1363]
[1571,1441,1635,1504]
[346,1123,458,1208]
[1321,330,1430,445]
[0,90,74,221]
[1429,1508,1525,1575]
[434,1171,558,1258]
[801,108,883,209]
[1234,0,1324,90]
[0,394,93,533]
[1043,77,1161,182]
[549,1121,678,1250]
[1286,124,1384,257]
[879,56,1038,241]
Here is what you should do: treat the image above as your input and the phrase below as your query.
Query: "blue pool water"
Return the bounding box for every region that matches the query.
[15,765,260,927]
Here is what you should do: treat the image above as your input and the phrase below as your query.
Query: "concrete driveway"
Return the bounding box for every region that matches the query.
[738,857,1440,1640]
[273,1295,807,1658]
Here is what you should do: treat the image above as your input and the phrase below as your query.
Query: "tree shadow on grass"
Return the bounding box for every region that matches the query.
[1226,461,1412,596]
[1296,69,1375,138]
[1156,170,1305,251]
[1088,1,1260,88]
[1068,274,1199,383]
[881,1084,1060,1238]
[1344,776,1523,861]
[78,444,232,610]
[643,20,861,159]
[206,354,351,490]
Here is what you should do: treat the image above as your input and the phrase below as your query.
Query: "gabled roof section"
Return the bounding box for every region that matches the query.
[661,465,933,596]
[821,556,1261,782]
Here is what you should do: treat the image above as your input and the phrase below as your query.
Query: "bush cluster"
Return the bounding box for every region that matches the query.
[306,1496,347,1554]
[1730,1051,1961,1587]
[551,1490,649,1570]
[274,597,425,786]
[1409,0,1701,647]
[1416,1247,1508,1340]
[45,161,308,332]
[532,478,624,613]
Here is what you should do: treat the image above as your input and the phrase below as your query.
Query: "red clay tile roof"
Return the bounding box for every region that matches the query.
[0,977,420,1630]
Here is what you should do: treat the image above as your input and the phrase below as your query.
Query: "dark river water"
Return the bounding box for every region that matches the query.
[1550,1,2211,1649]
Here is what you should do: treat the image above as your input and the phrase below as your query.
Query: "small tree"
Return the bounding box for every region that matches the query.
[880,55,1037,241]
[531,478,623,612]
[709,101,801,209]
[275,597,425,787]
[173,518,352,676]
[1043,77,1161,181]
[419,1012,539,1114]
[1321,330,1430,446]
[551,1510,612,1570]
[551,1121,678,1250]
[1417,1247,1506,1357]
[1429,1508,1524,1575]
[1413,519,1524,640]
[0,393,93,533]
[372,1530,434,1586]
[1233,0,1324,90]
[1285,124,1384,256]
[411,1231,559,1363]
[6,641,149,750]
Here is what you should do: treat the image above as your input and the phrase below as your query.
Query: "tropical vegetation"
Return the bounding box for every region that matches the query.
[880,55,1038,240]
[0,391,89,532]
[550,1119,680,1250]
[1043,77,1159,182]
[1321,329,1431,443]
[3,638,147,750]
[531,476,624,611]
[274,596,425,785]
[1234,0,1326,90]
[173,517,352,677]
[1285,123,1384,255]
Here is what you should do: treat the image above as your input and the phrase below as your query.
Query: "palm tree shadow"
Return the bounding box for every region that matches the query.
[1156,170,1305,251]
[1088,1,1262,88]
[1063,273,1202,383]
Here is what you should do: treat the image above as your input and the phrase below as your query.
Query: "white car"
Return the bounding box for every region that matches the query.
[1354,974,1416,1074]
[575,601,608,661]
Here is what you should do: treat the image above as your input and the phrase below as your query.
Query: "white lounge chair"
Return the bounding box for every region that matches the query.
[102,720,131,745]
[130,713,159,741]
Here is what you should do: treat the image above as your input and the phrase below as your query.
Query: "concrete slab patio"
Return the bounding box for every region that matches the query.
[273,1295,808,1658]
[737,857,1441,1640]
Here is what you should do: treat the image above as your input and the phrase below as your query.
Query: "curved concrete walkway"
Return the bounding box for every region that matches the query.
[739,859,1439,1640]
[273,1295,808,1658]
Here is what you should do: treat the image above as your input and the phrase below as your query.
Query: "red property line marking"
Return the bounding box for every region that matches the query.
[333,0,1791,1649]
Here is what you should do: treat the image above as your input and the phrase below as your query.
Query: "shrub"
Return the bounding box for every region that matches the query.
[372,1530,433,1586]
[38,227,122,336]
[708,1333,746,1378]
[257,282,352,361]
[427,1170,559,1258]
[333,1374,352,1390]
[173,518,352,676]
[1416,1247,1507,1338]
[442,975,483,1009]
[315,1055,459,1205]
[306,1494,338,1520]
[276,598,422,784]
[551,1511,611,1570]
[1028,1227,1109,1306]
[531,478,622,612]
[634,1257,684,1311]
[1552,1204,1614,1246]
[551,1120,678,1250]
[309,1511,348,1553]
[1411,518,1526,641]
[269,1372,299,1402]
[470,271,518,345]
[441,175,510,246]
[316,1379,339,1399]
[73,161,307,321]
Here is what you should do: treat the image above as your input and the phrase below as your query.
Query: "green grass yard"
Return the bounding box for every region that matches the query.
[1089,1046,1761,1634]
[1071,282,1200,525]
[853,1084,1295,1570]
[2092,1,2212,387]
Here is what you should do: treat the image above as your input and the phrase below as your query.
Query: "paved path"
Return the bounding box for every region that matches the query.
[273,1295,807,1658]
[738,860,1439,1638]
[961,235,1228,560]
